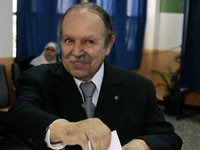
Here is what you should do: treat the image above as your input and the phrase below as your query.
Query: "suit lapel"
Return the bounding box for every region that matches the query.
[51,62,122,123]
[94,62,122,123]
[52,64,86,121]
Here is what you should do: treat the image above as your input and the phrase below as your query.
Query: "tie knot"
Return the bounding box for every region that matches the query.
[80,81,96,98]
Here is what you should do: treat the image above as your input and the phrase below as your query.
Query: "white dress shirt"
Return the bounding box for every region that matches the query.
[45,62,104,149]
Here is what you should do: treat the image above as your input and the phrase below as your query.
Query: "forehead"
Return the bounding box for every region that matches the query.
[46,46,55,49]
[62,10,106,36]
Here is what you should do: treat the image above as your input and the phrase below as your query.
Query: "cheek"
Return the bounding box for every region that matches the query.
[94,49,106,60]
[62,46,71,57]
[44,53,49,59]
[51,53,56,58]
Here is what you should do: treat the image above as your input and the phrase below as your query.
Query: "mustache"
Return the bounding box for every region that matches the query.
[68,55,92,63]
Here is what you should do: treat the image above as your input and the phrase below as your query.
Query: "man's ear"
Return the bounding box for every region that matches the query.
[105,35,115,56]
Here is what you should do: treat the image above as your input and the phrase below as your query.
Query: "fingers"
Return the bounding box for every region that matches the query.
[122,139,150,150]
[52,118,111,150]
[76,118,111,150]
[86,129,101,150]
[89,121,111,150]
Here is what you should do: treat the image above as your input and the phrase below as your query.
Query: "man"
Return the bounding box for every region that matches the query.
[8,2,182,150]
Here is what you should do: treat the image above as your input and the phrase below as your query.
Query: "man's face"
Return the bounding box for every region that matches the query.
[61,10,114,81]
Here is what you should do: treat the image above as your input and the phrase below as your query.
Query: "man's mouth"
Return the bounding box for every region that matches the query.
[68,55,91,69]
[70,61,89,69]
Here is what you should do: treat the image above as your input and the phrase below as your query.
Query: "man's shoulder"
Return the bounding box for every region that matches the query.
[21,62,64,80]
[105,62,150,83]
[27,62,62,72]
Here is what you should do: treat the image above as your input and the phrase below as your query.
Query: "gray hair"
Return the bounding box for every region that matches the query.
[59,2,115,48]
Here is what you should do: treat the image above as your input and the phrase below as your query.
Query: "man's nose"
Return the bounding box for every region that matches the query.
[71,42,84,57]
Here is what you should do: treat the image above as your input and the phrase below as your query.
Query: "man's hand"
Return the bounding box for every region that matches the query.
[122,139,151,150]
[50,118,111,150]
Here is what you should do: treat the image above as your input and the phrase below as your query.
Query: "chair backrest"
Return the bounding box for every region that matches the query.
[11,62,21,87]
[0,65,10,108]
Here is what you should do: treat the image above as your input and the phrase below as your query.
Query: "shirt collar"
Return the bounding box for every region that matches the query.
[74,62,104,92]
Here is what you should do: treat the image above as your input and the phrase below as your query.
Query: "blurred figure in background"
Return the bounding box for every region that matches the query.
[30,41,60,66]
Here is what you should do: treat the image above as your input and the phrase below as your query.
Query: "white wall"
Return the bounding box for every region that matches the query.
[144,0,159,50]
[144,0,184,51]
[0,0,13,58]
[157,13,183,51]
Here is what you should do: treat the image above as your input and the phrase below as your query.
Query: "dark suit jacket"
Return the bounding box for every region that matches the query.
[8,61,182,150]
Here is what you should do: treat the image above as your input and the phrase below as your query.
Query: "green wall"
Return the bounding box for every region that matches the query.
[160,0,184,13]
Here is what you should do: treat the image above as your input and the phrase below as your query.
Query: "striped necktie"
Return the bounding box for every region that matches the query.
[80,81,96,118]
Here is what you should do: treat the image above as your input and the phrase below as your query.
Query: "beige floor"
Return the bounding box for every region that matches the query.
[164,112,200,150]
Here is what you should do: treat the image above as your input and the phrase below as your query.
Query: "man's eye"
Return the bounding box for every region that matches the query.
[86,40,93,44]
[64,39,73,43]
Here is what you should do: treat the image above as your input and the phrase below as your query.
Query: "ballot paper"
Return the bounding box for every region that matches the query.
[88,130,122,150]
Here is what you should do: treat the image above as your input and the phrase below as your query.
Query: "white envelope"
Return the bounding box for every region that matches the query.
[88,130,122,150]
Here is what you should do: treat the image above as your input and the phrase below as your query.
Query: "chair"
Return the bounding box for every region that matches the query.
[0,65,10,109]
[0,65,10,136]
[11,62,21,91]
[16,56,35,71]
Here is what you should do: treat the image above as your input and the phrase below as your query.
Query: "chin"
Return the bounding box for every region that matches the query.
[73,73,91,81]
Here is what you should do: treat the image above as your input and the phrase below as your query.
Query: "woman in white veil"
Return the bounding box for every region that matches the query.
[30,42,60,66]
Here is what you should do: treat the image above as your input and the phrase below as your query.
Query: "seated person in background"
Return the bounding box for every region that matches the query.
[30,41,60,66]
[8,2,182,150]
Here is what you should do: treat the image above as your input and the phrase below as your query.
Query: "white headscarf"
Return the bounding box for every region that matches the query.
[30,42,60,66]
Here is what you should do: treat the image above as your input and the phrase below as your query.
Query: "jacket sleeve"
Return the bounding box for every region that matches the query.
[138,80,182,150]
[8,69,60,150]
